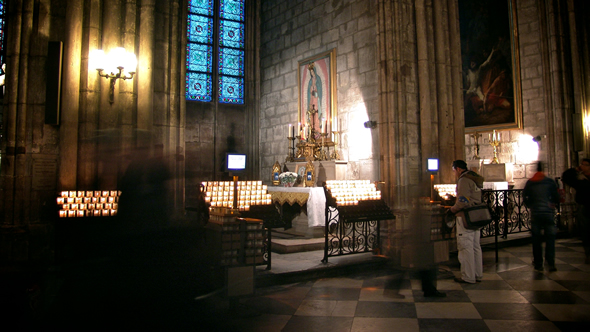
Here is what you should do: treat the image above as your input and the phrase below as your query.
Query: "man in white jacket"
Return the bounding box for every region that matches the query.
[448,160,485,284]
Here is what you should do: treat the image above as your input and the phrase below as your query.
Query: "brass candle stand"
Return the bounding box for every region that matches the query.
[489,130,500,164]
[331,131,340,160]
[318,133,329,161]
[470,132,482,160]
[285,136,296,162]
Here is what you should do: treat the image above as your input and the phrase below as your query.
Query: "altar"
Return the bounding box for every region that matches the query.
[267,187,326,237]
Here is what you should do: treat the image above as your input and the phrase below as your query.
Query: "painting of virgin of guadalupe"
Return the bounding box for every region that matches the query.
[459,0,522,132]
[298,49,337,140]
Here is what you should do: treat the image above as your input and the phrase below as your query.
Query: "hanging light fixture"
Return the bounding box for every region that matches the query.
[89,47,137,104]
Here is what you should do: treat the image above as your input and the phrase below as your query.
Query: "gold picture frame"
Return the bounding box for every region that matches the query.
[298,49,338,141]
[459,0,522,133]
[304,161,316,187]
[272,161,281,186]
[295,163,306,187]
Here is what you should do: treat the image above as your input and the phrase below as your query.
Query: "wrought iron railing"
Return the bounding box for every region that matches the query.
[478,189,574,239]
[322,186,395,263]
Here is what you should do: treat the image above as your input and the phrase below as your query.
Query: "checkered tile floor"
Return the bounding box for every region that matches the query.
[210,238,590,332]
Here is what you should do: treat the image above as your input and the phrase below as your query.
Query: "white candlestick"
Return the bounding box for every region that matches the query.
[288,124,293,138]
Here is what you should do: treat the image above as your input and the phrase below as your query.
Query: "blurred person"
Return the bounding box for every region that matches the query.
[562,158,590,264]
[386,185,446,298]
[118,144,172,229]
[447,160,484,284]
[523,162,560,271]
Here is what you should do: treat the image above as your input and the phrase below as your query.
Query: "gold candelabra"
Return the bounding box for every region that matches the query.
[489,130,501,164]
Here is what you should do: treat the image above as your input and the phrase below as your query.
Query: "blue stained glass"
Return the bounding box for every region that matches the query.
[220,0,244,22]
[187,14,213,44]
[219,20,244,49]
[187,72,212,101]
[0,1,4,65]
[218,76,244,104]
[218,48,244,76]
[189,0,213,16]
[187,44,213,73]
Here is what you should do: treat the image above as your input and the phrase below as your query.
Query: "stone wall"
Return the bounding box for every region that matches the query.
[259,0,380,182]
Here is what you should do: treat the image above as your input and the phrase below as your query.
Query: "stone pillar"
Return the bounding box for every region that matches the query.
[58,0,83,190]
[120,0,138,158]
[77,0,101,189]
[433,0,454,183]
[415,0,434,193]
[2,0,27,226]
[138,0,155,134]
[168,0,185,212]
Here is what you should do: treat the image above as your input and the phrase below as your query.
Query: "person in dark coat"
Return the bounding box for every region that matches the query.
[562,158,590,264]
[523,162,560,271]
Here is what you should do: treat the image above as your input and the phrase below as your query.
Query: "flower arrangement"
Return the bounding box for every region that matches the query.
[278,172,298,187]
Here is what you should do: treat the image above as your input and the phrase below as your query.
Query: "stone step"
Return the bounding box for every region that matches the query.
[270,237,325,254]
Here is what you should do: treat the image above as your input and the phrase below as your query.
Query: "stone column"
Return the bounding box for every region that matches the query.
[1,0,26,225]
[137,0,155,134]
[415,0,433,191]
[168,0,185,212]
[58,0,83,190]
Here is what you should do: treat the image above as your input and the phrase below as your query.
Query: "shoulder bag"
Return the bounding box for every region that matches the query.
[462,204,493,230]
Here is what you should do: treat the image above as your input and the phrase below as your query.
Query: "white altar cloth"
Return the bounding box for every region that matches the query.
[267,187,326,227]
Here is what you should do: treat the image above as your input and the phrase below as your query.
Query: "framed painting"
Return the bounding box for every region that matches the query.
[459,0,522,132]
[298,49,337,141]
[294,163,306,186]
[295,163,307,179]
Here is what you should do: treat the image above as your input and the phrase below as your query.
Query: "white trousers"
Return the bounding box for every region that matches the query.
[456,216,483,283]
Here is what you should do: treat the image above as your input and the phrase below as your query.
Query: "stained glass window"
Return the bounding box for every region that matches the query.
[218,48,244,76]
[0,0,5,66]
[219,20,244,49]
[186,0,244,104]
[220,0,244,21]
[219,76,244,104]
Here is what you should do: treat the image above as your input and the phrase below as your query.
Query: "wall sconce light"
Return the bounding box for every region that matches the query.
[89,47,137,104]
[363,120,377,129]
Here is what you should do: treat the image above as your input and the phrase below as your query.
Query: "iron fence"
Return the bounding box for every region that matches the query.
[479,189,574,239]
